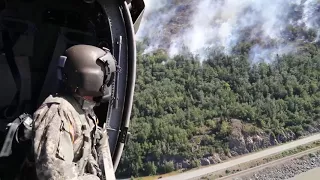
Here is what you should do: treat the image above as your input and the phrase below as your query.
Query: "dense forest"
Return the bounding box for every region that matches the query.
[116,41,320,178]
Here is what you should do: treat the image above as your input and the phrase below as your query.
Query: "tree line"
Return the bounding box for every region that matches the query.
[116,42,320,178]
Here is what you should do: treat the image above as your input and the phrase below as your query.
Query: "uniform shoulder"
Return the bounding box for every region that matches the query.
[38,94,66,107]
[37,94,75,110]
[36,94,83,114]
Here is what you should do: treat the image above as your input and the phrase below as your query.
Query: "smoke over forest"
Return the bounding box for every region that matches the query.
[137,0,320,62]
[117,1,320,177]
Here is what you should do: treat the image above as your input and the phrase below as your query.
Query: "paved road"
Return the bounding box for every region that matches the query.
[161,133,320,180]
[219,146,320,180]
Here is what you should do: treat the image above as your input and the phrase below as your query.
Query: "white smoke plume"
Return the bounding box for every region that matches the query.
[136,0,177,53]
[137,0,320,62]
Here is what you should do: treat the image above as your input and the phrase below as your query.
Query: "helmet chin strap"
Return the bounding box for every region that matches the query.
[73,94,97,111]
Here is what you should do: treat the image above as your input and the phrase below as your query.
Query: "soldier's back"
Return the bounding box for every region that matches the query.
[21,94,100,180]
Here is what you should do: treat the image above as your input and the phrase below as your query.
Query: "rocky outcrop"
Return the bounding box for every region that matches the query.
[201,158,210,166]
[205,153,222,165]
[228,119,297,156]
[159,119,319,172]
[182,160,191,169]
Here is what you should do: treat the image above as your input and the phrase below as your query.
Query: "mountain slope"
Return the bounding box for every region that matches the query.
[116,0,320,178]
[116,43,320,178]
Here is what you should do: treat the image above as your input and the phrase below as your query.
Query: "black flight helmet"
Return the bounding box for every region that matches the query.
[61,45,116,102]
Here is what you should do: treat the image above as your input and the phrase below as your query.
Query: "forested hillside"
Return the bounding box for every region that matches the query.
[116,42,320,178]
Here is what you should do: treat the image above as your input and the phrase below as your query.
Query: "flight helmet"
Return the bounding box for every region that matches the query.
[59,44,117,103]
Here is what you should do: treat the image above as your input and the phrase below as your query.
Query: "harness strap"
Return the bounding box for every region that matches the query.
[0,114,32,157]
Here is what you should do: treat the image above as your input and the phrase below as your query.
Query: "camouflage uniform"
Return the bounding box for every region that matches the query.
[32,94,104,180]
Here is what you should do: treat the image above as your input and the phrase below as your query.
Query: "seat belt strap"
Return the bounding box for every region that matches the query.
[0,114,32,157]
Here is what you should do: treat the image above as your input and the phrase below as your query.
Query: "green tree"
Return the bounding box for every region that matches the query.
[144,162,157,176]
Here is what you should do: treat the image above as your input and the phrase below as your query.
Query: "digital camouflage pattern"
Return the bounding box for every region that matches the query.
[32,94,104,180]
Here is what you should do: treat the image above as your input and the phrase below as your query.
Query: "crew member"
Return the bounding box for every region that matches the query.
[29,45,117,180]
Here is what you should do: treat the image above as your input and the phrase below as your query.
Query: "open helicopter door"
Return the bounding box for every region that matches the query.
[0,0,145,174]
[94,0,145,170]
